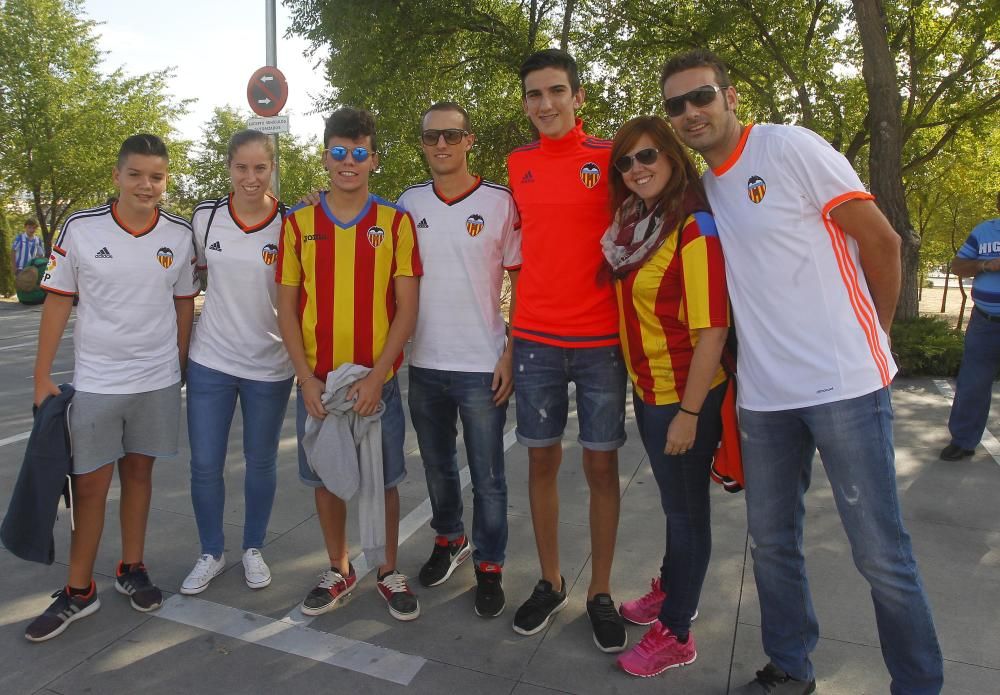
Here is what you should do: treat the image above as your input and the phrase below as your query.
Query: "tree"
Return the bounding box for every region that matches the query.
[175,106,329,210]
[0,0,185,248]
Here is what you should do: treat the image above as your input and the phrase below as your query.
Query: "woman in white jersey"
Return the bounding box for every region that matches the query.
[180,130,294,595]
[600,116,731,677]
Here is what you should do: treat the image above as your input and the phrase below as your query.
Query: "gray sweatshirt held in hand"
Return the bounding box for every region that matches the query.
[301,363,386,567]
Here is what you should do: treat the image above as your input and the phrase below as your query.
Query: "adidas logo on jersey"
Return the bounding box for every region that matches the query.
[521,171,535,184]
[95,247,113,259]
[209,241,222,252]
[417,218,429,229]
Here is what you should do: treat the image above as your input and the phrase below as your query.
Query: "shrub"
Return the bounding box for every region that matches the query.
[891,316,964,377]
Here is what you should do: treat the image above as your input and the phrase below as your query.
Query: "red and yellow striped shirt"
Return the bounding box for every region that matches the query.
[615,211,730,405]
[276,194,422,381]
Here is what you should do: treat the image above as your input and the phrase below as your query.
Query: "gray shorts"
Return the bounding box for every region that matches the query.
[69,382,182,475]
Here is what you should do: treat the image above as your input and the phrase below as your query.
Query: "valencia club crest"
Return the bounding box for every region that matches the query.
[580,162,601,189]
[747,175,767,204]
[367,225,385,249]
[156,247,174,268]
[261,243,278,265]
[466,214,485,237]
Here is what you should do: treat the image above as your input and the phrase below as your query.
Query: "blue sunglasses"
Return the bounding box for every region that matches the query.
[328,146,371,162]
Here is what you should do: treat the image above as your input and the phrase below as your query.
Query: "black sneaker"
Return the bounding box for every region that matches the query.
[419,535,472,587]
[732,663,817,694]
[587,593,627,653]
[25,584,101,642]
[512,576,568,636]
[474,562,506,618]
[940,443,975,461]
[114,562,163,612]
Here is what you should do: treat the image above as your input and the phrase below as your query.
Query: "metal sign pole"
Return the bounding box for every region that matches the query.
[265,0,280,198]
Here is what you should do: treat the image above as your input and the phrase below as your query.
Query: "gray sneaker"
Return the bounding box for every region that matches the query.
[732,663,816,694]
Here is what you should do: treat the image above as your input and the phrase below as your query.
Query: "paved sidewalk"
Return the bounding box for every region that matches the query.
[0,300,997,694]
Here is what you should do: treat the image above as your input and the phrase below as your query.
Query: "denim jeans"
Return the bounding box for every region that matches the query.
[948,308,1000,449]
[741,387,943,693]
[186,360,293,557]
[512,337,627,450]
[632,381,725,639]
[408,366,508,565]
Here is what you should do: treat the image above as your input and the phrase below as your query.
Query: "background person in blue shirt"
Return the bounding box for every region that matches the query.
[10,218,45,277]
[942,191,1000,460]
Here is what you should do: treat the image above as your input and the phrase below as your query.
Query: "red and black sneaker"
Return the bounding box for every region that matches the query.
[300,565,357,616]
[418,534,472,587]
[474,562,505,618]
[377,570,420,621]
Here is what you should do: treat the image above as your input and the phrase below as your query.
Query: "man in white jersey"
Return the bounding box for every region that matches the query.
[26,134,199,642]
[660,50,943,694]
[396,102,520,618]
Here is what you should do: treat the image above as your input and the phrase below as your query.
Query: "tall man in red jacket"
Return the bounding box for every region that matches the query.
[506,49,628,653]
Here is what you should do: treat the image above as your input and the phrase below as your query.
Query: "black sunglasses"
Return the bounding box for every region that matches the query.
[421,128,469,146]
[663,84,726,117]
[614,147,661,174]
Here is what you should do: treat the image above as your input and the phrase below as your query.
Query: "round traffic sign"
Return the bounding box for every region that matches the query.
[247,66,288,118]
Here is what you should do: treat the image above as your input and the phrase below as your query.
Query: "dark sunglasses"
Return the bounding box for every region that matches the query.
[663,84,726,117]
[421,128,469,146]
[614,147,661,174]
[328,146,370,162]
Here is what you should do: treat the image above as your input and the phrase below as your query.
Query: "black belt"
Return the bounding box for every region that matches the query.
[974,306,1000,323]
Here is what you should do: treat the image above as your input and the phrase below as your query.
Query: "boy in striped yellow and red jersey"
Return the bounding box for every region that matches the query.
[276,107,423,621]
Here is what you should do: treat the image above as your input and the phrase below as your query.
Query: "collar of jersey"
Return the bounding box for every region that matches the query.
[227,193,280,233]
[539,118,587,154]
[319,192,373,228]
[711,123,754,177]
[433,176,482,206]
[111,202,159,237]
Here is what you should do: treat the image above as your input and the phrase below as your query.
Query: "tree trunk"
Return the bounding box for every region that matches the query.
[560,0,576,52]
[940,272,949,313]
[852,0,919,320]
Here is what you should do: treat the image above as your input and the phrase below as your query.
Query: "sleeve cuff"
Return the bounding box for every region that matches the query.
[821,191,875,218]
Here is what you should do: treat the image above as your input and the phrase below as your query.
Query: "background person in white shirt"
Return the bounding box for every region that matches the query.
[396,102,520,619]
[660,50,943,695]
[180,130,295,596]
[26,134,199,642]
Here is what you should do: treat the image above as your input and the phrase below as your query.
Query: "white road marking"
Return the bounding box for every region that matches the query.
[932,379,1000,466]
[0,431,30,447]
[155,594,425,685]
[0,341,37,352]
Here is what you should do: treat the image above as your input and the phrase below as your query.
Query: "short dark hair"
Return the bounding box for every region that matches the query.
[323,107,377,152]
[659,49,731,92]
[420,101,471,132]
[24,218,38,227]
[227,129,275,165]
[519,49,581,96]
[117,134,169,168]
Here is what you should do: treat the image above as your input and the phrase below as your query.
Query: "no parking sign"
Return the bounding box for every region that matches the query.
[247,66,288,118]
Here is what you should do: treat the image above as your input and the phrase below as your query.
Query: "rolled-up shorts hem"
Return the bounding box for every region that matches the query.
[299,471,407,491]
[515,432,563,448]
[578,436,626,452]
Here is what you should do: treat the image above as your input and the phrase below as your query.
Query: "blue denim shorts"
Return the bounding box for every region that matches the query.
[512,338,627,451]
[296,374,407,489]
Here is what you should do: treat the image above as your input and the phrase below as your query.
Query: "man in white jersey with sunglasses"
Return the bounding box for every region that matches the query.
[659,49,943,695]
[396,102,520,619]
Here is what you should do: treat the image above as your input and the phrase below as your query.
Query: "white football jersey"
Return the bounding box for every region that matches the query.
[43,204,200,394]
[189,195,293,381]
[396,177,521,372]
[703,124,896,411]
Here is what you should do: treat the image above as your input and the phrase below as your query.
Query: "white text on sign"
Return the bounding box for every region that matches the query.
[248,116,290,135]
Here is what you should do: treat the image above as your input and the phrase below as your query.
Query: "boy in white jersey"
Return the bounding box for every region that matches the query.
[660,50,942,694]
[26,134,199,642]
[396,102,521,617]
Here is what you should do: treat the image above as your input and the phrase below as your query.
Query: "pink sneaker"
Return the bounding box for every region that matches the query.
[617,622,697,677]
[619,577,665,625]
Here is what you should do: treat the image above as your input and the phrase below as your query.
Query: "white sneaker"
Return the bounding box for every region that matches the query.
[181,553,225,595]
[243,548,271,589]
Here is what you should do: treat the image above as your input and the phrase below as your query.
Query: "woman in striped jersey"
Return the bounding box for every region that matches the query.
[600,116,731,678]
[180,130,294,596]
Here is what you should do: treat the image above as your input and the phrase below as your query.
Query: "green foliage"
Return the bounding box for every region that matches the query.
[890,316,965,376]
[173,106,329,213]
[0,0,186,247]
[0,211,13,297]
